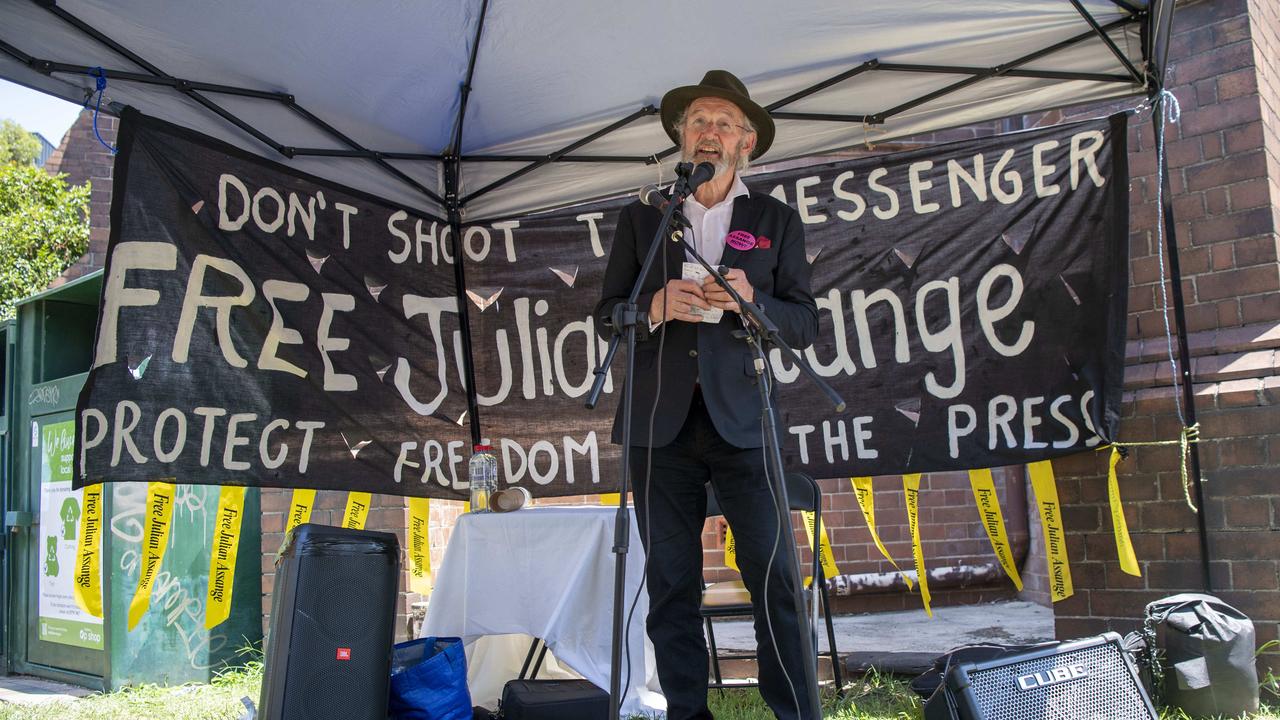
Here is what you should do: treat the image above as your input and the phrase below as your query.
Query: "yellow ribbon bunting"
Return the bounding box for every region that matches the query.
[73,484,104,618]
[343,491,372,529]
[1107,448,1142,577]
[723,524,739,572]
[851,477,913,589]
[968,469,1023,591]
[1027,461,1074,601]
[205,485,246,629]
[903,474,932,617]
[800,510,840,582]
[408,498,432,594]
[285,488,315,535]
[128,481,176,630]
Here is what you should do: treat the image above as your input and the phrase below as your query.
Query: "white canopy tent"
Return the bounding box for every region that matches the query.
[1,0,1173,223]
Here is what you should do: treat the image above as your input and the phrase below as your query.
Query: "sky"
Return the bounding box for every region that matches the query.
[0,78,84,145]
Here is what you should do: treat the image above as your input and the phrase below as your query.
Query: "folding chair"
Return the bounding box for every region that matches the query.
[701,472,844,694]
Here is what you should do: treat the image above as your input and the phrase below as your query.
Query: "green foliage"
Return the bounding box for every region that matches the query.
[1261,640,1280,703]
[0,118,42,165]
[0,159,91,320]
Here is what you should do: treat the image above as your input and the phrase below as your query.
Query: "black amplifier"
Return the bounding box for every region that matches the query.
[928,632,1157,720]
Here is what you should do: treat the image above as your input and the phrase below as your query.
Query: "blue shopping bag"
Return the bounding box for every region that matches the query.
[388,636,473,720]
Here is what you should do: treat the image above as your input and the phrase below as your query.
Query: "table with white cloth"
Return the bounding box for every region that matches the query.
[421,506,665,716]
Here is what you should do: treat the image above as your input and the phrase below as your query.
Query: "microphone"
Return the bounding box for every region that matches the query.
[686,161,715,191]
[637,184,669,211]
[675,161,716,191]
[638,185,691,231]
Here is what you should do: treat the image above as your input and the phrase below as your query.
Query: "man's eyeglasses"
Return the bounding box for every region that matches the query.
[685,116,750,136]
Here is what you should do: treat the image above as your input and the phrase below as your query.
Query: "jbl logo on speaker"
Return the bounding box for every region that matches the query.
[336,648,352,661]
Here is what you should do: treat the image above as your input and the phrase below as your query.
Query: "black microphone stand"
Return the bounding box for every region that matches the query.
[584,162,709,719]
[677,239,845,719]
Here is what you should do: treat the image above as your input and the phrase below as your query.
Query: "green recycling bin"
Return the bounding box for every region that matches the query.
[5,271,262,690]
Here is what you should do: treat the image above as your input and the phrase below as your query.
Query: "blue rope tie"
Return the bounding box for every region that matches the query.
[86,67,118,155]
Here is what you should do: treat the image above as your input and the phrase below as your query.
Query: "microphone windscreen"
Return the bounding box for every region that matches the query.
[691,162,716,185]
[638,184,662,206]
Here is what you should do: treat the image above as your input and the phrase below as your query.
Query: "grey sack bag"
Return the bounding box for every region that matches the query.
[1144,593,1259,718]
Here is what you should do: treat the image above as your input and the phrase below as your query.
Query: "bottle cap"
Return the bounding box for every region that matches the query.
[473,444,493,452]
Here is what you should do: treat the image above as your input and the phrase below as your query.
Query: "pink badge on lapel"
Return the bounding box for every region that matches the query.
[755,236,772,249]
[726,230,756,251]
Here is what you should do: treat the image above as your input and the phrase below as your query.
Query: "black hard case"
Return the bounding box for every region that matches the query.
[499,679,609,720]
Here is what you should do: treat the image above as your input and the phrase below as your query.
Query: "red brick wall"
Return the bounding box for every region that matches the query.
[259,489,466,643]
[46,108,116,286]
[1045,0,1280,668]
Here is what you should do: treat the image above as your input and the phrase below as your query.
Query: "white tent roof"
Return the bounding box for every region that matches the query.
[1,0,1165,221]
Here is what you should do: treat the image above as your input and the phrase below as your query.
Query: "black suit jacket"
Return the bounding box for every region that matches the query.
[595,190,818,448]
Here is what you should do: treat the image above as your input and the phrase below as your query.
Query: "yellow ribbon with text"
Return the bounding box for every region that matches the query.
[128,481,176,630]
[408,498,432,594]
[851,477,913,589]
[723,524,739,572]
[800,511,840,582]
[1107,448,1142,576]
[1028,461,1074,601]
[205,486,246,629]
[903,474,932,617]
[73,484,104,618]
[968,469,1023,591]
[285,488,315,535]
[343,492,372,529]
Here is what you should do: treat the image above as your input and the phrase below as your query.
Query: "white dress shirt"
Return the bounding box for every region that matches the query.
[683,173,750,267]
[649,174,750,331]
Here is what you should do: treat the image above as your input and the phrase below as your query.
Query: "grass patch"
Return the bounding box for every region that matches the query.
[3,662,1277,720]
[0,654,262,720]
[707,669,923,719]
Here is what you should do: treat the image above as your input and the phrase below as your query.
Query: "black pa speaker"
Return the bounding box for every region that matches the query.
[259,523,401,720]
[925,633,1157,720]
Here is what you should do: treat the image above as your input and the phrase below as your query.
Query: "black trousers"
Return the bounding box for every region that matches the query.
[630,390,815,720]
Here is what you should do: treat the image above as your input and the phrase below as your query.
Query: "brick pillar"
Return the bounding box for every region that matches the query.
[46,108,117,284]
[1050,0,1280,672]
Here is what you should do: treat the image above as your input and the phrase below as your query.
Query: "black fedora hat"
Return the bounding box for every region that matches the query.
[661,70,775,161]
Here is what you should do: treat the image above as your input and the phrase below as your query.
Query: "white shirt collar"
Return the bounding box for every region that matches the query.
[687,172,750,211]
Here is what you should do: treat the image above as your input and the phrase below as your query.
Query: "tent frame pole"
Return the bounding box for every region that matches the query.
[444,0,491,450]
[1141,0,1208,589]
[444,159,483,448]
[27,1,448,208]
[1157,105,1213,589]
[1069,0,1145,85]
[873,15,1139,122]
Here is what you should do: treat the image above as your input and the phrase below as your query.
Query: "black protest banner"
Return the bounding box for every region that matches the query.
[465,114,1129,489]
[77,109,472,495]
[78,110,1127,498]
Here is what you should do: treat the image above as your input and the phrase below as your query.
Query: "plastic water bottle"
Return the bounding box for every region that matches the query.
[468,444,497,513]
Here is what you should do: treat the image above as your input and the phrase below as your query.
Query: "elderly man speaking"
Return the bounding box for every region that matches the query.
[596,70,819,720]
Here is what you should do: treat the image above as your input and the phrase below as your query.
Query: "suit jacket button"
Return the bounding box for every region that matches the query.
[689,349,698,358]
